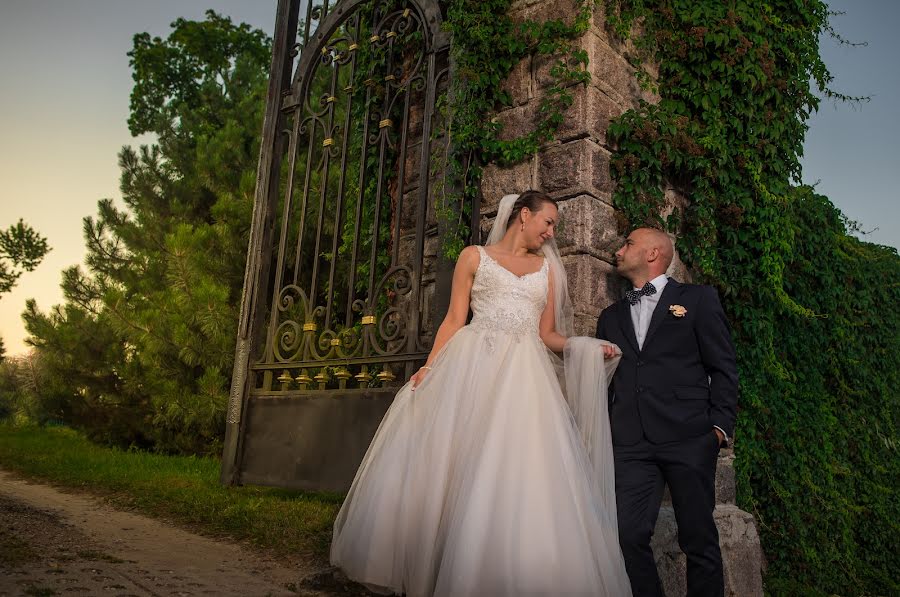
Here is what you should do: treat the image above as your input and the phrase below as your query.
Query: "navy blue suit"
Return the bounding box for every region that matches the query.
[597,278,738,597]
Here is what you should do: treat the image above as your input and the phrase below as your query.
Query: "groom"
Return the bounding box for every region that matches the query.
[596,227,738,597]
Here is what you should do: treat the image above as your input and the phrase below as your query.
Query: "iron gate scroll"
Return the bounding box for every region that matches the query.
[221,0,457,491]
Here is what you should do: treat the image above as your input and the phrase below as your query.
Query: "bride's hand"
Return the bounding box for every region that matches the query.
[410,365,432,390]
[601,344,620,360]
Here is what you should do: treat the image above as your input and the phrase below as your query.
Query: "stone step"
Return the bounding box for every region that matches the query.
[651,504,763,597]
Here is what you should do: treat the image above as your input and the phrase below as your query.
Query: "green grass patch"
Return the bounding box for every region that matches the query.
[0,423,342,562]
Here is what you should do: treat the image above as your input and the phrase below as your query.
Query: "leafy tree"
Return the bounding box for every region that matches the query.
[23,11,270,453]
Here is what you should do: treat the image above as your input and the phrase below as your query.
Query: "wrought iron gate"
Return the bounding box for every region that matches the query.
[221,0,465,490]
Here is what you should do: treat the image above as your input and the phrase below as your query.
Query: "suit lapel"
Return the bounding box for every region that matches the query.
[617,299,640,353]
[642,278,681,350]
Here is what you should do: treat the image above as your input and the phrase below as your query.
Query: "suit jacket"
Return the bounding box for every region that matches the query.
[596,278,738,446]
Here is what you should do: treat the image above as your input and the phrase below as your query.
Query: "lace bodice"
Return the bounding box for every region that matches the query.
[469,246,549,336]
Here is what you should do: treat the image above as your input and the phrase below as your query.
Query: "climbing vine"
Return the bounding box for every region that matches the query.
[598,1,898,593]
[437,0,596,256]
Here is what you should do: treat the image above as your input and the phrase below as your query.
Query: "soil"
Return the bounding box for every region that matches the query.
[0,469,373,597]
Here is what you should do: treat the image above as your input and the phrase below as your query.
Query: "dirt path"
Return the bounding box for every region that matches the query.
[0,470,367,596]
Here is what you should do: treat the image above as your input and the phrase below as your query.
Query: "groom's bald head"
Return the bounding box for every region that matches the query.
[614,227,675,286]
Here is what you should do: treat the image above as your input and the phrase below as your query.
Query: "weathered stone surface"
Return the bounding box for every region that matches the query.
[558,83,630,145]
[400,189,431,232]
[495,102,541,142]
[534,29,656,108]
[652,504,764,597]
[500,55,532,106]
[562,253,620,316]
[667,251,693,283]
[403,142,422,188]
[581,30,659,106]
[715,450,737,505]
[573,312,600,337]
[508,2,629,53]
[557,194,621,259]
[663,187,689,222]
[508,0,597,30]
[481,160,536,210]
[497,83,628,146]
[407,102,425,141]
[539,138,613,199]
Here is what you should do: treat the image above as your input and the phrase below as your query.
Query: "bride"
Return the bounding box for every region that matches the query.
[330,190,632,596]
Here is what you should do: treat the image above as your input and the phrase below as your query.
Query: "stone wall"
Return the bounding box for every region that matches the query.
[481,2,765,594]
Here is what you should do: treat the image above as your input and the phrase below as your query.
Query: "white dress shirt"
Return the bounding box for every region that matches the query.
[629,274,728,444]
[629,274,669,350]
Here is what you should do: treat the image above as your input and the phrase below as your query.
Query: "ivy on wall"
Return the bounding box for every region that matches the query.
[438,0,595,256]
[600,1,899,593]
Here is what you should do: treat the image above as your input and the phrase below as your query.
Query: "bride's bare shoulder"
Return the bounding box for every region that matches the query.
[456,245,482,272]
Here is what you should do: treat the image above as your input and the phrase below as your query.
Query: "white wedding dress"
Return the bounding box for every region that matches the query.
[331,246,632,596]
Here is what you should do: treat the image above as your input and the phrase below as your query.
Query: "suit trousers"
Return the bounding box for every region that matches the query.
[614,431,724,597]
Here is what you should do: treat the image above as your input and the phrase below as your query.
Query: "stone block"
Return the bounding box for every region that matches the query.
[500,55,532,106]
[561,253,619,316]
[496,83,627,147]
[399,190,416,232]
[557,83,630,146]
[667,251,693,283]
[406,102,425,140]
[573,312,599,337]
[480,160,536,210]
[508,0,609,36]
[479,214,495,244]
[402,142,422,188]
[534,29,656,109]
[556,194,620,259]
[538,138,613,199]
[715,451,737,505]
[494,102,541,143]
[652,504,764,597]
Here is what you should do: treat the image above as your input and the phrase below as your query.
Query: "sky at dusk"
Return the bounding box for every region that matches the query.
[1,0,897,356]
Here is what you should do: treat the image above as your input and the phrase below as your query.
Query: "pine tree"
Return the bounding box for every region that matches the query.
[24,11,270,453]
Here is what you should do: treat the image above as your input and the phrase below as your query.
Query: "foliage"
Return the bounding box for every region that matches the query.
[0,219,50,359]
[0,219,50,296]
[22,11,270,454]
[600,1,898,592]
[438,0,596,256]
[0,352,59,425]
[0,423,340,560]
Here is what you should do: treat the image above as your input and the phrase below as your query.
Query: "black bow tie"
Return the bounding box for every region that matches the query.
[626,282,657,306]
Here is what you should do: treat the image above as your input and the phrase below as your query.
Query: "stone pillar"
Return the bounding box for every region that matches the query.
[484,0,659,335]
[480,2,764,595]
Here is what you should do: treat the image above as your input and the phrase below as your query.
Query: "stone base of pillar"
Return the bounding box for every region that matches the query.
[650,450,764,596]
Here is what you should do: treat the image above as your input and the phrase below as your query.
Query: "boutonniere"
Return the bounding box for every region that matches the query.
[668,304,687,318]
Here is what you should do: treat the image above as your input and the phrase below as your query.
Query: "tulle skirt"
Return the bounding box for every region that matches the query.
[330,325,631,596]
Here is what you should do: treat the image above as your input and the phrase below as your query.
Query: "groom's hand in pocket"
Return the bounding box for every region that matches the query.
[713,428,725,447]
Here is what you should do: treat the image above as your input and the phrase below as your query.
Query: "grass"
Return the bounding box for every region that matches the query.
[0,423,343,563]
